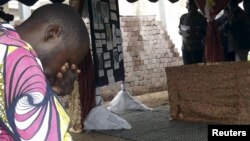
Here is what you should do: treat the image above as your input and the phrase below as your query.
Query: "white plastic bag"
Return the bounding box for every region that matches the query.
[108,83,152,113]
[84,105,131,130]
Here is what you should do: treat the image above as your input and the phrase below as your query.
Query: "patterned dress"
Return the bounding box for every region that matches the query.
[0,23,72,141]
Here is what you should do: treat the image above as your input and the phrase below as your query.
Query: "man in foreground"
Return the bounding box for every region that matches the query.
[0,4,89,141]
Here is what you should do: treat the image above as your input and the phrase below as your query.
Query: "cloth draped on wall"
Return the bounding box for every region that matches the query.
[88,0,125,87]
[194,0,229,62]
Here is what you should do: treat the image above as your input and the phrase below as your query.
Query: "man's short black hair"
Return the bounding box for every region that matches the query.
[187,0,198,10]
[27,3,88,48]
[188,0,195,5]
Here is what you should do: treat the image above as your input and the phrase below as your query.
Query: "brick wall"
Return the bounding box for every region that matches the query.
[99,16,182,100]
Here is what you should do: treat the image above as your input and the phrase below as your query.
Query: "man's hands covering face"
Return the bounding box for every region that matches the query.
[52,62,80,96]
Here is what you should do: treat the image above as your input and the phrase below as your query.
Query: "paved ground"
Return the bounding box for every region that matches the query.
[71,91,168,141]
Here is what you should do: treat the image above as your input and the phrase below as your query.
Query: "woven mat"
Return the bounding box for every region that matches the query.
[96,106,208,141]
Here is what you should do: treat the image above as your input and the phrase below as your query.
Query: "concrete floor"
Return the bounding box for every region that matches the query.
[71,91,168,141]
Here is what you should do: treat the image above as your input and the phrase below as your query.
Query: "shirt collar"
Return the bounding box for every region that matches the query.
[0,23,37,57]
[0,23,20,39]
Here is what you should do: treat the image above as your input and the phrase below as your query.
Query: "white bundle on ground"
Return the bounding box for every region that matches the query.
[108,82,152,113]
[84,105,131,130]
[84,88,131,130]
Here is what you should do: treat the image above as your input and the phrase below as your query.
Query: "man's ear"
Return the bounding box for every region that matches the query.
[44,25,62,41]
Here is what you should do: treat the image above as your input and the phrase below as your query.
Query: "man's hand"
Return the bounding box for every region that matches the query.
[52,62,81,96]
